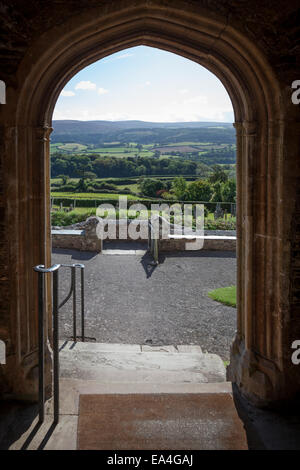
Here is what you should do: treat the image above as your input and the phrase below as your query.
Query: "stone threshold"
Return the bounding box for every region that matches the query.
[59,341,203,354]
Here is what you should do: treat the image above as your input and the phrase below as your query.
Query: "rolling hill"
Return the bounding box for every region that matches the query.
[51,120,235,146]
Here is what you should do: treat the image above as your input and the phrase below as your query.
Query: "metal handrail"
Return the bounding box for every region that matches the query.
[33,262,85,424]
[59,263,85,342]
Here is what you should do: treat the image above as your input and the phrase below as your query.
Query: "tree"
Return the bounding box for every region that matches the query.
[59,174,69,185]
[172,177,187,200]
[76,178,88,192]
[210,182,223,203]
[84,171,97,180]
[221,179,236,202]
[186,180,213,202]
[139,178,166,198]
[209,165,229,184]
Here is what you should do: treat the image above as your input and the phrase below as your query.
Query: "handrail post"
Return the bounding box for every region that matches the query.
[81,266,85,342]
[72,266,77,342]
[59,263,85,342]
[37,270,45,424]
[34,263,60,424]
[52,269,59,423]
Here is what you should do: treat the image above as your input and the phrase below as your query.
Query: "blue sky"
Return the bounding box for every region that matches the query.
[53,46,234,123]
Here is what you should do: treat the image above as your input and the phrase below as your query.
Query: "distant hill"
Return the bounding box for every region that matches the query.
[52,120,233,133]
[52,120,235,146]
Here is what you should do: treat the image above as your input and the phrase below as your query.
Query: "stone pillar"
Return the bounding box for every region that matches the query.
[228,119,300,406]
[0,125,53,400]
[83,217,102,252]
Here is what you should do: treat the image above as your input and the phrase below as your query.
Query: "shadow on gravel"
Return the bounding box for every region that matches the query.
[52,248,98,261]
[159,250,236,259]
[140,251,163,278]
[140,250,236,278]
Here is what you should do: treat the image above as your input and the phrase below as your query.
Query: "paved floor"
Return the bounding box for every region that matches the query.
[52,248,237,360]
[3,383,300,449]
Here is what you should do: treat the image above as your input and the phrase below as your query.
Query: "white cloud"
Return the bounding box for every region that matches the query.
[183,95,208,105]
[61,90,75,97]
[98,87,108,95]
[53,107,133,121]
[53,105,234,122]
[138,81,151,88]
[116,53,134,60]
[75,81,97,90]
[179,89,188,94]
[103,52,134,63]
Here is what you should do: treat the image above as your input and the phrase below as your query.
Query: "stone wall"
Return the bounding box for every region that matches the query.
[159,231,236,252]
[52,218,236,252]
[52,217,102,252]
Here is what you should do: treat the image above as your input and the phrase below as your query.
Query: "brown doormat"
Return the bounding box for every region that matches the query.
[77,393,248,450]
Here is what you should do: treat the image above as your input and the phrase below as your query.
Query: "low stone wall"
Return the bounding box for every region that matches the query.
[52,218,236,252]
[52,217,102,252]
[159,236,236,252]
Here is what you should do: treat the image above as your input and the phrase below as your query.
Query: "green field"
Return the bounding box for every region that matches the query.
[50,140,235,160]
[56,143,88,152]
[51,142,157,158]
[51,191,142,200]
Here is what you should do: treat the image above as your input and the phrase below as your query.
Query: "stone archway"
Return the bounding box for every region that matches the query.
[0,0,298,406]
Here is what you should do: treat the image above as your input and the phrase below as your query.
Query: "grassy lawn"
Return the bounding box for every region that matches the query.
[208,285,236,307]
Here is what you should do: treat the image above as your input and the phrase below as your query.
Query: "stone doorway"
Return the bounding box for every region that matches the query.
[0,1,299,409]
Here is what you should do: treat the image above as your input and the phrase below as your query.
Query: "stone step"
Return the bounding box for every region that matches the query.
[59,340,203,354]
[59,341,226,384]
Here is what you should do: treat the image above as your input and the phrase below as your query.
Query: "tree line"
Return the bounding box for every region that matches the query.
[139,166,236,203]
[51,153,211,178]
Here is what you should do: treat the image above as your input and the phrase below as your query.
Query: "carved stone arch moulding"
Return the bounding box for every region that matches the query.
[1,1,296,406]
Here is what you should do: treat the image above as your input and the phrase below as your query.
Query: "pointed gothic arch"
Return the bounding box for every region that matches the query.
[1,1,298,406]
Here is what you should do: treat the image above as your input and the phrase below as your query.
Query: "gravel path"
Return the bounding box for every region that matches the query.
[52,248,237,360]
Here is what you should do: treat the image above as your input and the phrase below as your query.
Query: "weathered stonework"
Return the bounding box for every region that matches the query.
[158,230,236,252]
[52,217,102,252]
[52,218,236,252]
[0,0,299,407]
